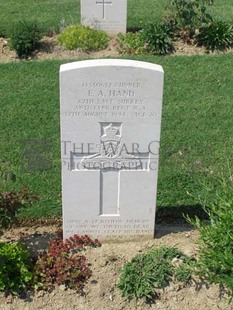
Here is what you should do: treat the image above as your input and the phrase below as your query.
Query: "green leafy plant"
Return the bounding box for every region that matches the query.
[57,24,109,51]
[174,265,192,282]
[0,242,33,295]
[34,232,101,292]
[9,20,42,59]
[0,187,39,229]
[195,21,233,51]
[116,32,153,55]
[141,23,175,55]
[186,179,233,297]
[118,246,194,301]
[160,17,178,37]
[168,0,213,37]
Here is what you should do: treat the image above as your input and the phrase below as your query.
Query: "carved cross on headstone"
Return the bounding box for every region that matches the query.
[72,123,150,216]
[96,0,112,19]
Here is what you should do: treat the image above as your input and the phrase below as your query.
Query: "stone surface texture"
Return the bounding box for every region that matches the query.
[81,0,127,34]
[60,59,164,240]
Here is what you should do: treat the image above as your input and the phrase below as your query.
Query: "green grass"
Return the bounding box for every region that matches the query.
[210,0,233,23]
[0,54,233,218]
[0,61,61,217]
[127,0,169,30]
[157,54,233,206]
[0,0,232,37]
[0,0,80,37]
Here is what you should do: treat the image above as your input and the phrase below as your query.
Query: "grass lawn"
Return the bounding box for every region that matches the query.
[0,0,233,36]
[0,54,233,218]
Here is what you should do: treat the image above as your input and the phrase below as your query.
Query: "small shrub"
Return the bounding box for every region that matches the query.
[9,20,42,59]
[160,17,178,37]
[0,242,33,295]
[118,246,194,301]
[141,23,175,55]
[186,179,233,297]
[116,32,153,55]
[34,233,101,292]
[35,253,91,291]
[168,0,213,38]
[57,24,109,51]
[195,21,233,51]
[0,187,39,229]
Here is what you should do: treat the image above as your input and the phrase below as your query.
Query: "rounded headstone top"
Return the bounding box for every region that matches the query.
[60,59,164,74]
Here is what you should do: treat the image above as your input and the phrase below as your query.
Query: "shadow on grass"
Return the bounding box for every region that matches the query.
[154,204,208,238]
[127,26,143,32]
[156,204,208,224]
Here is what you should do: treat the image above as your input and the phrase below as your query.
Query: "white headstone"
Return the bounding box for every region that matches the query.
[60,59,164,241]
[81,0,127,34]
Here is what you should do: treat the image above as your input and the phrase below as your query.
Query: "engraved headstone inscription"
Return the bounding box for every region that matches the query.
[60,59,164,240]
[80,0,127,34]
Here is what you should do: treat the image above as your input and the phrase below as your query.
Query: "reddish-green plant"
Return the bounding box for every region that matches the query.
[49,231,101,256]
[35,253,91,291]
[0,187,39,229]
[34,233,101,292]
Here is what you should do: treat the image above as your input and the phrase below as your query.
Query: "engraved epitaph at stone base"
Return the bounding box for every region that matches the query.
[81,0,127,34]
[60,59,164,241]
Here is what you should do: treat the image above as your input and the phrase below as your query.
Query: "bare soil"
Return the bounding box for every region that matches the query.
[1,36,232,309]
[1,34,233,63]
[0,36,119,63]
[0,223,232,310]
[0,35,211,63]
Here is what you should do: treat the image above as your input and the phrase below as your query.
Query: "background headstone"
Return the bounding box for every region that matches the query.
[81,0,127,34]
[60,59,164,240]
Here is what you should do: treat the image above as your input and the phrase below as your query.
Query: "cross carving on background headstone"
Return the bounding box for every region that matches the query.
[96,0,112,19]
